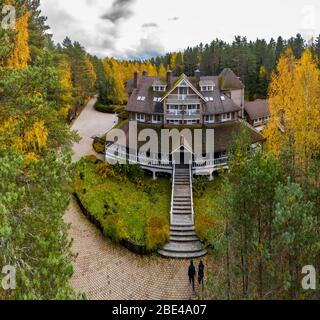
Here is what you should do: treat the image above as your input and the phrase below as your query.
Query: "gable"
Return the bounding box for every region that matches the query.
[160,75,206,102]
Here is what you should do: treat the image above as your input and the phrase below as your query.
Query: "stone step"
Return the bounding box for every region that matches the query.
[173,201,191,206]
[170,230,197,237]
[170,225,195,232]
[172,205,192,210]
[161,241,203,253]
[158,249,207,259]
[173,198,191,201]
[170,235,200,242]
[172,218,193,225]
[173,208,192,213]
[172,212,193,216]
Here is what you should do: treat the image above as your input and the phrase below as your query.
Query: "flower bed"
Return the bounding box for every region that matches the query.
[73,157,171,252]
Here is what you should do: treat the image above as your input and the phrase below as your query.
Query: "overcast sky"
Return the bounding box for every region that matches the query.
[40,0,320,59]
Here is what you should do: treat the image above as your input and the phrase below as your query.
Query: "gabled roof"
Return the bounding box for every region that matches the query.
[160,74,206,102]
[219,68,245,90]
[244,99,270,120]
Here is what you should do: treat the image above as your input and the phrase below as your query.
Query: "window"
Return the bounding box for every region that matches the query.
[152,115,162,123]
[221,96,226,101]
[178,87,188,95]
[205,97,209,102]
[205,115,215,123]
[222,113,232,122]
[136,113,145,122]
[201,86,214,92]
[137,96,146,101]
[153,85,166,92]
[153,97,161,102]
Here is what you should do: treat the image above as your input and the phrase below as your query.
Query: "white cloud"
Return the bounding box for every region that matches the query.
[40,0,320,59]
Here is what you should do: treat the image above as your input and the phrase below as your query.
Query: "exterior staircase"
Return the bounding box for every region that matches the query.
[158,165,207,259]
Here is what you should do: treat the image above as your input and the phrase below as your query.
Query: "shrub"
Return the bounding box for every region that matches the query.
[85,155,100,164]
[117,111,129,120]
[193,176,208,197]
[145,216,170,251]
[195,214,217,243]
[94,103,116,113]
[93,141,105,154]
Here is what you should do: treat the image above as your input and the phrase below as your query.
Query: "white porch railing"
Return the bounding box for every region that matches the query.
[105,144,228,170]
[189,165,195,225]
[170,165,176,225]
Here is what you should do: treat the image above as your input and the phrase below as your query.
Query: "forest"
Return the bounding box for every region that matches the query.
[0,0,320,300]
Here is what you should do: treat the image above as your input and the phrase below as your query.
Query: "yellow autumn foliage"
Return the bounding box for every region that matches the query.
[103,57,160,104]
[85,56,97,88]
[55,55,74,117]
[6,11,31,68]
[24,120,48,151]
[265,48,320,172]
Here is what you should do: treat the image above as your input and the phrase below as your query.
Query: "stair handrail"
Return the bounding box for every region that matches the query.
[170,164,176,225]
[189,165,195,225]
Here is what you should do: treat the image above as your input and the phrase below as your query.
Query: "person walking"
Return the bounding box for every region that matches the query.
[198,261,205,291]
[188,260,196,293]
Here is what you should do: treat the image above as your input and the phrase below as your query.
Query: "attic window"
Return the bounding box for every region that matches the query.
[153,85,166,92]
[179,80,188,87]
[201,86,214,92]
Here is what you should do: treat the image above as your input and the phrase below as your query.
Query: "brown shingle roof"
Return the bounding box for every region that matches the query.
[219,68,245,90]
[126,71,242,116]
[244,99,270,120]
[110,120,264,154]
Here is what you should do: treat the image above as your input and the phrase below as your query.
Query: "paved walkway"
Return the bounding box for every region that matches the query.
[70,96,117,162]
[66,97,212,300]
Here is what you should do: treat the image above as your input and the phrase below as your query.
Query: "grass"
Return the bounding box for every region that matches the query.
[193,177,225,243]
[74,158,171,251]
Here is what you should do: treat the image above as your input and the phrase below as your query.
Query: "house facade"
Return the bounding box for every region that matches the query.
[106,68,264,180]
[125,68,244,127]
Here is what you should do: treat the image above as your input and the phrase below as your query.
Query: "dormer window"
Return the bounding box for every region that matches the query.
[201,86,214,92]
[153,85,166,92]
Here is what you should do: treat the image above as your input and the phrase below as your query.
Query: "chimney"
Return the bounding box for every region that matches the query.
[134,71,139,89]
[167,70,173,87]
[142,70,148,77]
[195,69,201,83]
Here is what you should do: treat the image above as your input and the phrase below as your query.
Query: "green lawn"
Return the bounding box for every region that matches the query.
[74,158,171,251]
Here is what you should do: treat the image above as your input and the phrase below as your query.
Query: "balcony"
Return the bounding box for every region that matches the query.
[166,110,201,121]
[167,94,200,104]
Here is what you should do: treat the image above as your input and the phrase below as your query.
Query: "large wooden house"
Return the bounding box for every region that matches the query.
[105,68,264,259]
